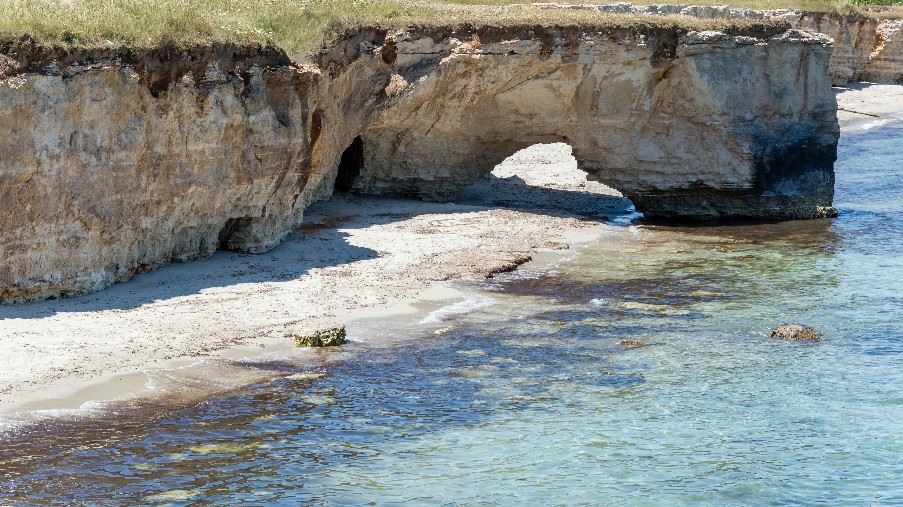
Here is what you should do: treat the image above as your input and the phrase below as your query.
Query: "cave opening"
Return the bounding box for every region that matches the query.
[335,136,364,192]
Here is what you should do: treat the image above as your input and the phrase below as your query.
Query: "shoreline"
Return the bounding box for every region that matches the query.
[0,143,628,419]
[1,84,900,421]
[836,83,903,130]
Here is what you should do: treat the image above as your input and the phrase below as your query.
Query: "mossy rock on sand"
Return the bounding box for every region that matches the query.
[771,323,821,341]
[294,326,346,347]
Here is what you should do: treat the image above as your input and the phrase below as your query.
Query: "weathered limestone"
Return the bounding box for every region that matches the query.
[356,27,838,220]
[773,10,880,85]
[0,45,319,301]
[0,24,839,301]
[536,3,903,85]
[862,19,903,83]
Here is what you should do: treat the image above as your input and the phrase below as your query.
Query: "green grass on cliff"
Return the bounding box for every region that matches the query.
[0,0,901,61]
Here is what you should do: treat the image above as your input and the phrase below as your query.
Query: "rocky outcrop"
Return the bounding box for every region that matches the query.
[779,11,881,85]
[862,19,903,83]
[356,27,837,221]
[0,23,838,301]
[536,3,903,85]
[0,44,318,301]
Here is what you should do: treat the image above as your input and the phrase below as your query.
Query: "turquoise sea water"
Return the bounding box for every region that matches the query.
[1,115,902,505]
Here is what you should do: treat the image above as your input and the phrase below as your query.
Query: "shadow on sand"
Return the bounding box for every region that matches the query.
[0,176,635,319]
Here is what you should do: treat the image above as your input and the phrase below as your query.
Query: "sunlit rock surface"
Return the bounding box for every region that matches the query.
[536,3,903,85]
[0,24,838,301]
[356,27,838,222]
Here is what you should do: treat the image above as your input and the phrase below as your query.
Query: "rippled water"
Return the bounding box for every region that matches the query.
[2,117,903,505]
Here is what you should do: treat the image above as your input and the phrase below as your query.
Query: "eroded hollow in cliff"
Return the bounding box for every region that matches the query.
[218,216,253,251]
[335,136,364,192]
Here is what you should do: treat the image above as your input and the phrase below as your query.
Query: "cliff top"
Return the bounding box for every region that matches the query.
[0,0,878,62]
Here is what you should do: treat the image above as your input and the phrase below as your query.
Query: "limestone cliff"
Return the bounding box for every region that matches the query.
[536,3,903,85]
[355,27,837,221]
[0,24,838,301]
[862,19,903,83]
[0,43,318,301]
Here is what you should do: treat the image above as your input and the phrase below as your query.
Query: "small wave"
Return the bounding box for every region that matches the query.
[0,401,114,441]
[610,208,644,226]
[144,373,161,391]
[0,416,26,438]
[29,400,109,420]
[844,116,897,134]
[420,295,498,324]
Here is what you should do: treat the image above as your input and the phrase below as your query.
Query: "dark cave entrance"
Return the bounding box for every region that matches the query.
[335,136,364,192]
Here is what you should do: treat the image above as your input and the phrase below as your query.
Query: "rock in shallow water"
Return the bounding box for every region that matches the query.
[618,339,647,348]
[294,326,346,347]
[771,324,821,341]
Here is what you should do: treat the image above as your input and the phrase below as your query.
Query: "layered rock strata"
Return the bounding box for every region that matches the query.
[537,3,903,85]
[354,28,838,221]
[0,24,838,301]
[862,19,903,83]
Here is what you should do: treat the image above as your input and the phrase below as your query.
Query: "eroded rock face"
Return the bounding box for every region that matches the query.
[862,19,903,84]
[536,3,903,85]
[0,59,319,301]
[357,27,838,220]
[786,12,881,85]
[0,38,390,302]
[0,24,838,301]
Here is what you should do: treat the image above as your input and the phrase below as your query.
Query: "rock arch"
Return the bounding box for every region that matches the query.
[337,27,838,220]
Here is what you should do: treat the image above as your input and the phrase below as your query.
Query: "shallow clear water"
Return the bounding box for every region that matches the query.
[2,118,903,505]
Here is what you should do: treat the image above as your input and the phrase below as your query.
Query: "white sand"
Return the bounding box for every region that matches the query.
[0,143,630,414]
[836,83,903,130]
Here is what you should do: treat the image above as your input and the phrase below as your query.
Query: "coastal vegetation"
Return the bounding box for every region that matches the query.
[1,0,900,61]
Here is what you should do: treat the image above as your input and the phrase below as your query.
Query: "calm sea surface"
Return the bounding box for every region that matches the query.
[1,115,902,505]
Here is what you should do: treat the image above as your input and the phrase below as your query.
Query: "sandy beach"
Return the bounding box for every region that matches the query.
[1,84,899,417]
[836,83,903,129]
[0,143,630,416]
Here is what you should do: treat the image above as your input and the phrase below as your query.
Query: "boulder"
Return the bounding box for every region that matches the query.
[771,323,821,341]
[293,326,346,347]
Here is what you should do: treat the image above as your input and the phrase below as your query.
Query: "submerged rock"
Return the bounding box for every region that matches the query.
[618,339,647,348]
[484,254,533,279]
[771,324,822,341]
[293,326,346,347]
